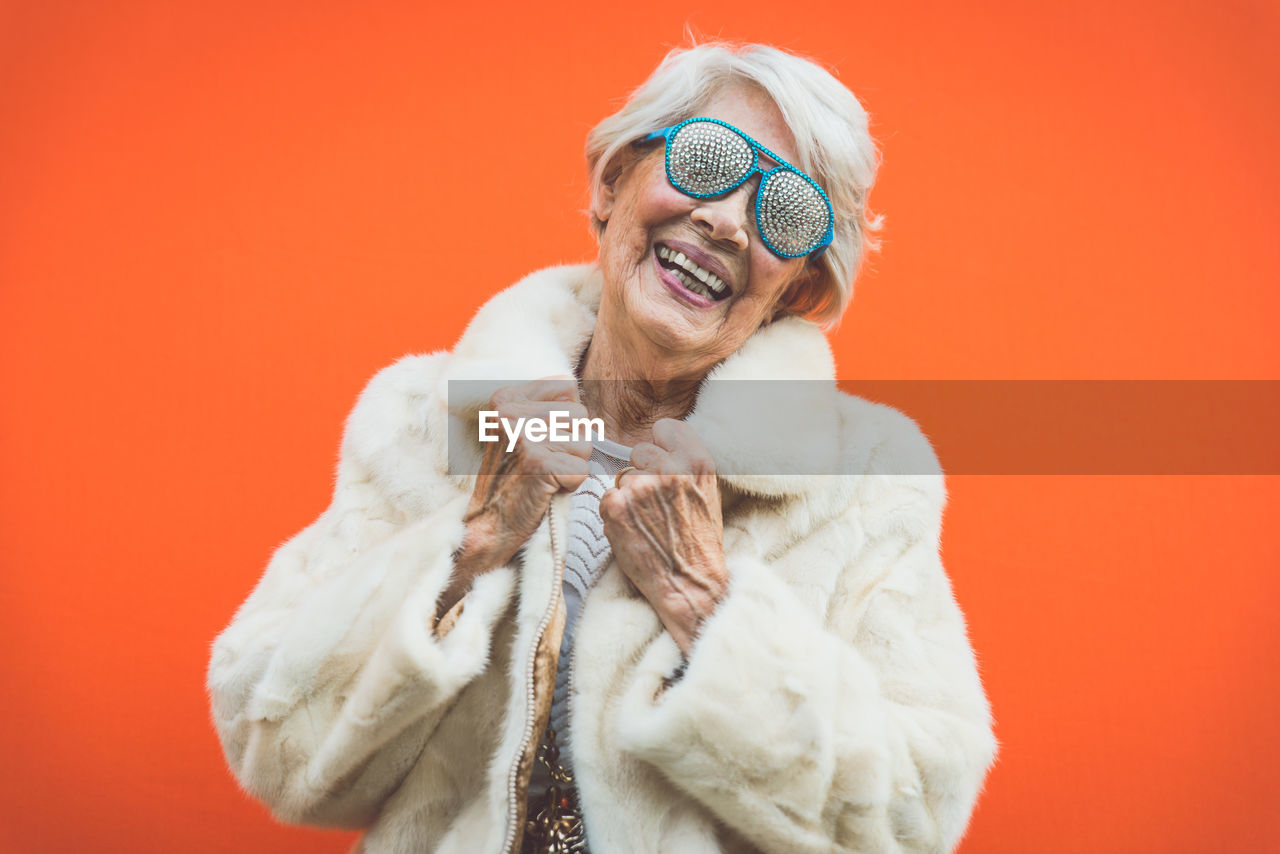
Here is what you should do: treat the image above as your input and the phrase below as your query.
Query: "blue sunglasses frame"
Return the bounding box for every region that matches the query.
[643,117,834,259]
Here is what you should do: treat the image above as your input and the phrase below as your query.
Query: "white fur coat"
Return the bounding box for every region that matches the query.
[207,264,996,853]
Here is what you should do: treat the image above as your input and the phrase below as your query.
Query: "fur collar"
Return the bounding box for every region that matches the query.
[440,264,846,498]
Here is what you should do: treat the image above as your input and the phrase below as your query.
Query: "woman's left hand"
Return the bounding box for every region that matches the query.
[600,419,729,656]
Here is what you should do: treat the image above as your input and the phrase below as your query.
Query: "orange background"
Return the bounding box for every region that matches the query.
[2,2,1278,852]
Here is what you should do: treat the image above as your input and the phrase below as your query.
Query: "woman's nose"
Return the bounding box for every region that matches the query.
[690,183,752,252]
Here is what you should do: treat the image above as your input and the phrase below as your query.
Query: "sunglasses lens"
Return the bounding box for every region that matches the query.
[667,121,754,196]
[758,170,831,257]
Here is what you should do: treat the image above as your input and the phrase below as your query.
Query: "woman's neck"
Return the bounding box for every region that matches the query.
[577,333,704,448]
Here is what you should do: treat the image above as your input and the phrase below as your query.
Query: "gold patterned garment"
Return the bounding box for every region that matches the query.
[522,724,589,853]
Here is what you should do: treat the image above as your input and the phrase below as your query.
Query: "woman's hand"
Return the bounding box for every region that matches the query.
[441,378,591,616]
[600,419,729,656]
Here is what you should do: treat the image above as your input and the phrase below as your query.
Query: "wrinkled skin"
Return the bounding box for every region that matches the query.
[599,418,728,655]
[439,377,590,617]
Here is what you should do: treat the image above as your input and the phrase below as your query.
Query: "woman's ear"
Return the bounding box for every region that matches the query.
[594,146,642,224]
[595,177,617,224]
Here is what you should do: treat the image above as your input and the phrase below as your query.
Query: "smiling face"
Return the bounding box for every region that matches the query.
[591,83,818,381]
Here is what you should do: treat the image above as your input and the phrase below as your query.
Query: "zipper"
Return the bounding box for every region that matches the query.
[501,501,566,854]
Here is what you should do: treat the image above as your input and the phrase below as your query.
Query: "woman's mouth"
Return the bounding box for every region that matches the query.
[654,243,731,303]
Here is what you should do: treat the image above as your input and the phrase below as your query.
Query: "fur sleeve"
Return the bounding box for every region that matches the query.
[616,412,996,854]
[206,355,514,828]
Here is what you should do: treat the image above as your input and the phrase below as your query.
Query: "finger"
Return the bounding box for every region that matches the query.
[489,384,524,407]
[544,425,593,461]
[542,449,590,493]
[612,465,639,491]
[551,437,594,461]
[633,443,695,477]
[598,485,632,525]
[526,376,580,402]
[628,442,668,474]
[493,378,578,407]
[651,419,715,476]
[652,418,701,453]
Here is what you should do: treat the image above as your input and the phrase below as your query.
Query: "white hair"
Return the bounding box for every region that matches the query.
[585,42,882,326]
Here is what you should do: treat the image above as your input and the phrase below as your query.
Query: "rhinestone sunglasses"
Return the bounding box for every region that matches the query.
[642,117,835,259]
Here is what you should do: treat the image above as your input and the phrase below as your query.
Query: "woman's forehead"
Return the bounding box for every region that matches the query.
[692,83,798,165]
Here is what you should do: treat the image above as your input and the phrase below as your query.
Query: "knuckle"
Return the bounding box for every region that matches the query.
[633,475,660,496]
[690,453,715,474]
[658,457,681,476]
[561,439,592,460]
[537,378,576,401]
[599,490,625,519]
[516,444,549,468]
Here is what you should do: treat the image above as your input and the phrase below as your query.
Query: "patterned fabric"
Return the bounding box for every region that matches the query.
[522,724,589,853]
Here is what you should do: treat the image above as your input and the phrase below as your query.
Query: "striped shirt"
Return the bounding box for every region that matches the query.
[527,437,632,800]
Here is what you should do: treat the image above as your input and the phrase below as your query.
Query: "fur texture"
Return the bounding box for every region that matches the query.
[207,264,996,853]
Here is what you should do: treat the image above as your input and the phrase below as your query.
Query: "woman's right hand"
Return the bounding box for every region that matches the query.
[440,377,591,616]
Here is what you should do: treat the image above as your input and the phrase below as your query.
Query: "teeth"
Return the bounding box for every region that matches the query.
[675,268,713,299]
[656,245,728,297]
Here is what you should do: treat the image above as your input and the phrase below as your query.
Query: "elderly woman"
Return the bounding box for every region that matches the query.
[208,43,995,854]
